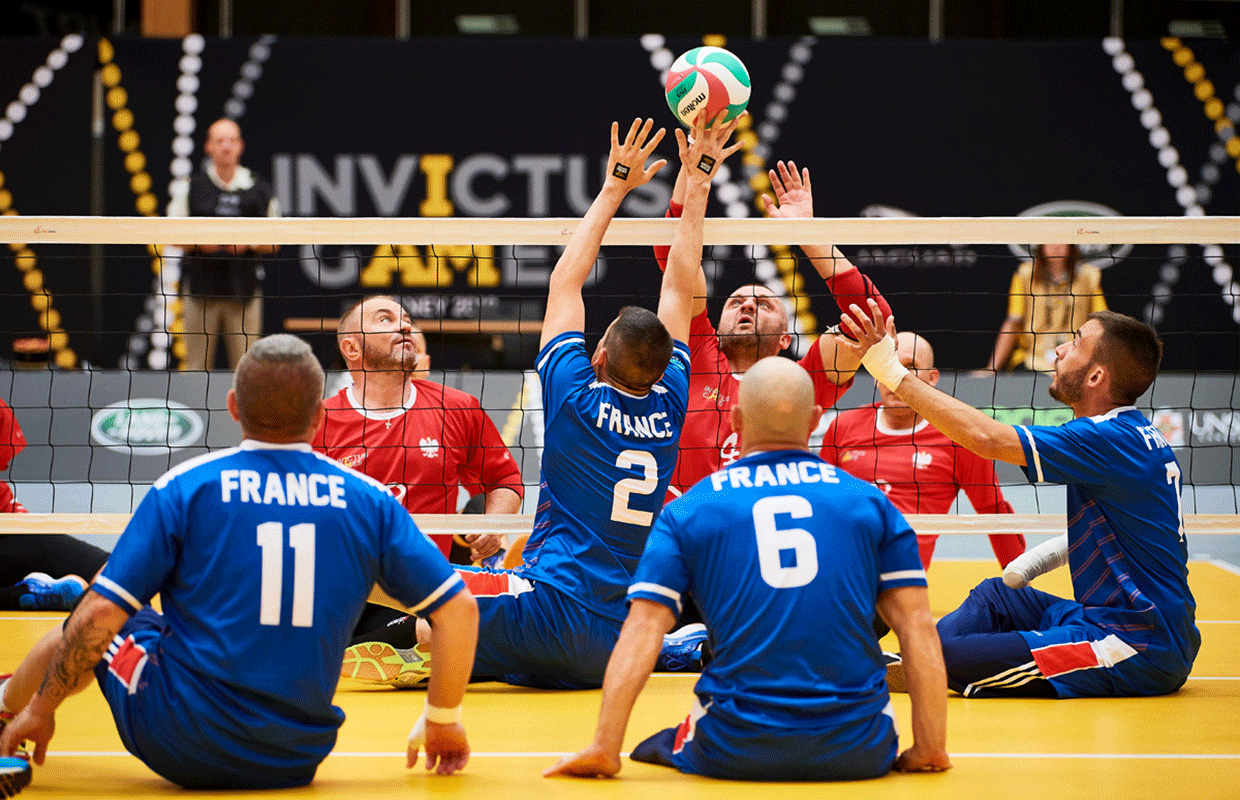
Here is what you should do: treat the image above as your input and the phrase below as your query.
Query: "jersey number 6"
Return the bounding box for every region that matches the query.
[753,495,819,589]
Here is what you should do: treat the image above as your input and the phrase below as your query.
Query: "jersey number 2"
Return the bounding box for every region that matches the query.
[611,450,658,526]
[257,522,316,627]
[753,495,818,588]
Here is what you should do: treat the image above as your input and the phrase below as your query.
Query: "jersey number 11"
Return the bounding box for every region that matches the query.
[257,522,317,627]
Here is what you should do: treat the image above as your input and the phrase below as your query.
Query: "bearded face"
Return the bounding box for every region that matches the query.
[717,287,789,362]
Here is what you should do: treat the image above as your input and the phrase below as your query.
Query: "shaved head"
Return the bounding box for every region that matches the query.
[896,331,935,370]
[733,356,820,453]
[232,334,324,441]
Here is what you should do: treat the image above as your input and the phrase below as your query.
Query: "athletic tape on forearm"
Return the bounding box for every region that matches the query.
[1002,534,1070,589]
[860,336,910,391]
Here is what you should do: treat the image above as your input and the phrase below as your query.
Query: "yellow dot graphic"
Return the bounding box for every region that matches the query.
[1205,99,1224,120]
[23,270,44,292]
[98,39,114,63]
[0,189,11,212]
[1172,48,1193,67]
[125,152,146,173]
[118,130,139,152]
[100,63,120,87]
[30,292,51,312]
[14,249,36,271]
[48,331,69,350]
[1184,64,1204,83]
[113,108,134,132]
[106,86,128,110]
[39,310,61,331]
[130,172,152,194]
[1193,80,1214,102]
[136,193,157,215]
[55,349,77,369]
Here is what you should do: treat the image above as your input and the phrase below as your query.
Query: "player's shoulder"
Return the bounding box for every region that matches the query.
[151,446,244,490]
[322,386,352,409]
[536,331,587,368]
[424,380,482,410]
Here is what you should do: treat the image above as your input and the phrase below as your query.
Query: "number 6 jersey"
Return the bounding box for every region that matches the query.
[515,331,690,622]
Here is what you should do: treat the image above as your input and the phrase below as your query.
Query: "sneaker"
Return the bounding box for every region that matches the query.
[341,642,431,688]
[656,623,707,672]
[883,651,908,693]
[0,755,31,798]
[17,573,87,612]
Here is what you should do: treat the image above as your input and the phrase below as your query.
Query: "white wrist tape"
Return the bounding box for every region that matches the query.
[425,703,462,725]
[1003,534,1070,589]
[860,335,911,391]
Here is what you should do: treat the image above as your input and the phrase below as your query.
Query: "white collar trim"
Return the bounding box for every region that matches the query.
[345,383,416,421]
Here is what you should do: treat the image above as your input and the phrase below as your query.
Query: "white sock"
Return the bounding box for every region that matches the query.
[1003,534,1070,589]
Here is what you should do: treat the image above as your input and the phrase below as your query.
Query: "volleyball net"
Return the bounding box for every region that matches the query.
[0,214,1238,539]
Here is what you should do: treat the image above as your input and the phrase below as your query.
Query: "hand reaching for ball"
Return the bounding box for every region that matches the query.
[604,118,667,194]
[676,109,746,185]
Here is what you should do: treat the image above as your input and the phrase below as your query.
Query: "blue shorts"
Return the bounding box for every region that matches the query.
[455,567,621,689]
[631,697,897,781]
[938,577,1187,698]
[94,608,323,789]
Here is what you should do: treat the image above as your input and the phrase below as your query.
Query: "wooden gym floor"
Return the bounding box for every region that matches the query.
[2,558,1237,800]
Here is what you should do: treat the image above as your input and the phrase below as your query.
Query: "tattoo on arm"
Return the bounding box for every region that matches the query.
[38,612,118,705]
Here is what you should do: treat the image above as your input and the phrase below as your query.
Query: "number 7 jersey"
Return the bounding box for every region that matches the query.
[516,331,690,622]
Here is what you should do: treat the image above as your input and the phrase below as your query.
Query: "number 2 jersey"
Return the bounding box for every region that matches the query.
[91,440,463,764]
[515,331,690,622]
[1016,406,1200,680]
[630,449,926,730]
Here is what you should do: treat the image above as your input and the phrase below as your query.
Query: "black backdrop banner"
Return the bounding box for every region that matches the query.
[1,36,1236,369]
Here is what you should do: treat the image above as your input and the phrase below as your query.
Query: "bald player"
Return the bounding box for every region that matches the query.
[653,160,891,499]
[314,295,523,562]
[547,357,949,781]
[822,331,1025,569]
[0,334,478,788]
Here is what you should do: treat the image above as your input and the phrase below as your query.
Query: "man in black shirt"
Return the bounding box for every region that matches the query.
[168,118,280,371]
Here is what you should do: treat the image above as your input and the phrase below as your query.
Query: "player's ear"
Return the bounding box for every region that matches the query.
[730,404,744,437]
[310,401,326,437]
[807,404,824,438]
[779,332,792,352]
[339,334,359,363]
[924,368,941,388]
[226,389,241,423]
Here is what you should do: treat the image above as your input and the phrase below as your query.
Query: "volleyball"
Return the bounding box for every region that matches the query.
[664,46,751,127]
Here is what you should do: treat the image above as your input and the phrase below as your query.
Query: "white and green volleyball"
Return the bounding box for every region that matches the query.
[664,46,751,127]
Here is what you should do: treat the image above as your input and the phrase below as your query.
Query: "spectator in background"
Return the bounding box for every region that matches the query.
[168,117,280,371]
[984,244,1106,373]
[0,397,106,611]
[822,331,1025,570]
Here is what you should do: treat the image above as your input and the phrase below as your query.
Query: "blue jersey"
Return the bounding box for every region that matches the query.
[517,331,690,622]
[1017,407,1200,676]
[629,450,925,729]
[93,440,463,763]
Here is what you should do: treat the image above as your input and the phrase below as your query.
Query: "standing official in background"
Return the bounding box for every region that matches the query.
[168,118,280,371]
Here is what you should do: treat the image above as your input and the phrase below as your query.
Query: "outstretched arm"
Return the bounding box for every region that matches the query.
[544,599,676,778]
[658,113,744,345]
[840,300,1027,465]
[760,161,890,386]
[877,586,951,773]
[407,589,479,776]
[0,591,129,765]
[651,165,709,319]
[541,119,667,350]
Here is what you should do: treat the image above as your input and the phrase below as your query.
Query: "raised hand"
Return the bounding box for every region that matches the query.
[761,160,813,219]
[604,118,668,193]
[675,109,745,185]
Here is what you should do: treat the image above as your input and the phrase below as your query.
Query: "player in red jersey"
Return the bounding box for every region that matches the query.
[313,296,523,560]
[654,161,890,498]
[821,331,1025,569]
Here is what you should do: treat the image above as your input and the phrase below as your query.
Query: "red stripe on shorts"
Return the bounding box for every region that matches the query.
[458,571,515,597]
[1031,641,1099,678]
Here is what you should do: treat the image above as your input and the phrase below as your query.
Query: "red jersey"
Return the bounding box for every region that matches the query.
[670,309,852,496]
[821,403,1023,567]
[313,380,523,555]
[1,397,27,513]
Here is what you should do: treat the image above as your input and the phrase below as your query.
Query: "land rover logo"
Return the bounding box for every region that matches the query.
[90,399,205,455]
[1012,201,1132,268]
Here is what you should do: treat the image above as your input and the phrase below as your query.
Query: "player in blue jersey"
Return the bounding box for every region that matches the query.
[546,357,951,781]
[846,303,1200,698]
[348,113,744,690]
[0,335,479,789]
